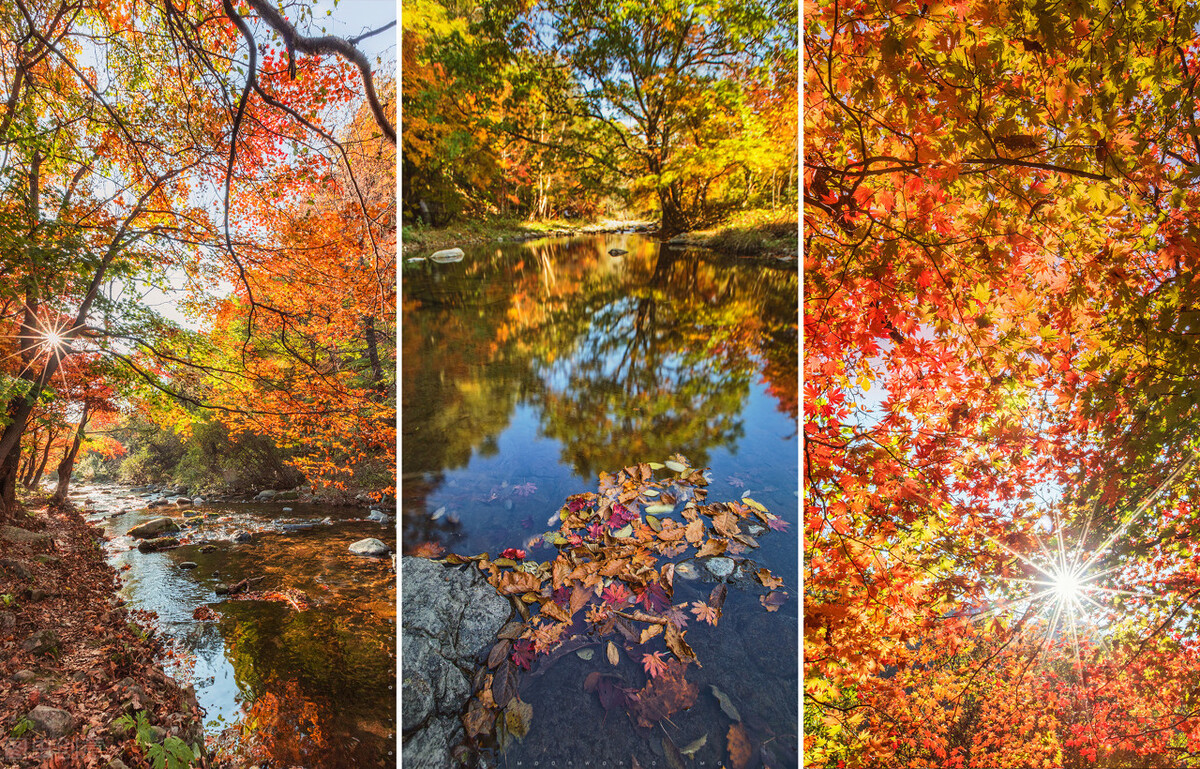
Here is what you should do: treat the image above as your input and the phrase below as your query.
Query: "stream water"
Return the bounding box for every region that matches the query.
[402,234,798,767]
[77,484,395,767]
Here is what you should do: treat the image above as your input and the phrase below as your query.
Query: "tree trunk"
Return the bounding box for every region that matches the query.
[52,404,89,504]
[0,448,20,515]
[30,428,56,491]
[18,435,34,487]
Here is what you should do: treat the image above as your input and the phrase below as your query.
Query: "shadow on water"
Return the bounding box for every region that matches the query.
[402,234,798,766]
[84,487,395,767]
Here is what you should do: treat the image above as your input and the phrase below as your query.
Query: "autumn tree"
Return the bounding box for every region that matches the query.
[806,0,1200,766]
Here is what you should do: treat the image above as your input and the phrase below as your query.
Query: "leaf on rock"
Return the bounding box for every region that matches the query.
[727,723,752,769]
[710,685,741,721]
[505,698,533,739]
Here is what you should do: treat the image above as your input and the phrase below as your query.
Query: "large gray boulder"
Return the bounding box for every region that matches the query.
[401,556,510,769]
[349,538,391,557]
[26,705,75,737]
[127,517,179,539]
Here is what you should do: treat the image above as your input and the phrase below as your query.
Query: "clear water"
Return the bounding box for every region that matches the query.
[402,234,798,767]
[81,485,396,767]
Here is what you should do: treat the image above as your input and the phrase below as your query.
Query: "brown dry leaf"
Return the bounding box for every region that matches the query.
[600,558,627,577]
[664,622,698,666]
[640,624,664,644]
[569,585,592,617]
[614,616,640,643]
[708,583,727,619]
[631,757,644,769]
[541,599,572,623]
[487,640,511,670]
[727,723,752,769]
[662,563,676,590]
[712,511,741,537]
[552,558,571,588]
[492,661,520,707]
[685,517,706,544]
[497,621,525,640]
[607,640,620,666]
[757,568,784,590]
[463,705,494,738]
[695,537,727,558]
[656,525,687,543]
[497,570,543,596]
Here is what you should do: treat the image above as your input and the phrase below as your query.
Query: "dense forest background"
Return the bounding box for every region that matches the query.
[401,0,798,235]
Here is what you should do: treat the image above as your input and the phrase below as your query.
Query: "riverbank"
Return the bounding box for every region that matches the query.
[402,210,797,258]
[0,496,205,768]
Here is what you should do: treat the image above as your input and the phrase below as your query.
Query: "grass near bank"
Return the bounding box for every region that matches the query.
[401,217,607,254]
[684,209,798,257]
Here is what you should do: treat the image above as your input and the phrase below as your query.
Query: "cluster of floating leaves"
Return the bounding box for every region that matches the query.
[422,455,789,765]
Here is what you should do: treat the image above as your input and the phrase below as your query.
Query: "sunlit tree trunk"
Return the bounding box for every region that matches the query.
[51,403,90,504]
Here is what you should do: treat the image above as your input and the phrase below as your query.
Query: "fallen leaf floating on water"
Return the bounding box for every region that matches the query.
[606,640,620,665]
[644,503,674,514]
[639,623,664,644]
[500,547,526,560]
[492,660,521,706]
[664,460,689,473]
[691,601,719,625]
[757,568,784,590]
[662,735,686,769]
[708,583,728,614]
[710,684,741,721]
[727,723,753,769]
[487,640,512,669]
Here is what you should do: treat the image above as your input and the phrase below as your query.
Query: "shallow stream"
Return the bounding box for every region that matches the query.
[79,484,396,767]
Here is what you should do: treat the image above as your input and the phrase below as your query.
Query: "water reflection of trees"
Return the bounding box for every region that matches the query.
[218,604,393,767]
[400,236,797,526]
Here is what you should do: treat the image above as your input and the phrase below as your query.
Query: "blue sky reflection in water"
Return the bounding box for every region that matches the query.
[402,233,798,766]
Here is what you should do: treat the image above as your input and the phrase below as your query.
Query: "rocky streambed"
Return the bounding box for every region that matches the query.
[78,482,397,767]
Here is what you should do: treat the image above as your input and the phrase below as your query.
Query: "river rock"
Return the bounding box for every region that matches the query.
[26,705,75,737]
[128,517,179,539]
[11,669,35,683]
[192,497,205,505]
[21,629,58,655]
[367,509,390,523]
[178,562,198,570]
[608,248,628,256]
[231,530,252,543]
[429,247,465,263]
[254,490,276,500]
[1,526,51,545]
[200,544,217,553]
[0,611,15,630]
[401,556,510,768]
[282,506,293,512]
[138,537,179,553]
[173,497,192,507]
[704,556,736,579]
[0,558,32,579]
[349,538,391,556]
[146,498,170,509]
